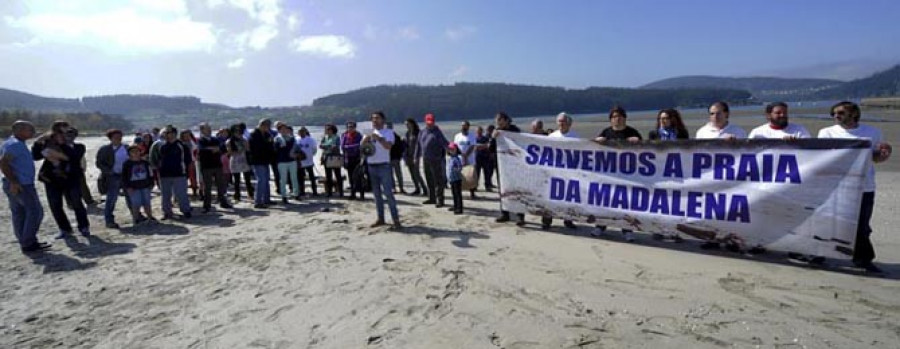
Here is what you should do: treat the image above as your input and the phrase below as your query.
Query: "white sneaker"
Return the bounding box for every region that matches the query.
[623,231,635,242]
[590,226,606,237]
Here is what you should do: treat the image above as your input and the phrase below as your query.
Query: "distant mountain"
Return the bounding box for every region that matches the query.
[0,88,82,111]
[640,76,842,100]
[312,83,752,121]
[813,65,900,100]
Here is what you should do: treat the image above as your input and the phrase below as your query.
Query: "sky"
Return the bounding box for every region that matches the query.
[1,0,899,107]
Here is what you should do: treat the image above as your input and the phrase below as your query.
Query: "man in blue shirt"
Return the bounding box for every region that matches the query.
[0,121,49,253]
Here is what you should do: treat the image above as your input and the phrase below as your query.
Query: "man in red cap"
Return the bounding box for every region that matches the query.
[414,113,450,207]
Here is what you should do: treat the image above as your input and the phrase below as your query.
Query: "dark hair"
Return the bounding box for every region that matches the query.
[106,129,123,139]
[324,123,338,134]
[710,101,730,113]
[405,118,420,135]
[127,145,142,153]
[656,109,688,137]
[609,106,627,119]
[765,102,789,114]
[229,124,242,138]
[831,101,861,122]
[372,111,386,120]
[495,112,510,122]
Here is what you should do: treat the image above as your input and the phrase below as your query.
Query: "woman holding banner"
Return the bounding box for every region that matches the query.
[648,108,688,242]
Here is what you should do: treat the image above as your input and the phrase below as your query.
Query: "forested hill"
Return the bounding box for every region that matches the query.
[813,65,900,100]
[640,76,842,100]
[311,83,753,120]
[0,90,216,115]
[0,88,82,111]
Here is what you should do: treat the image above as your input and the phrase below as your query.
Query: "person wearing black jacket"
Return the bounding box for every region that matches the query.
[390,131,407,194]
[198,123,233,213]
[157,127,193,219]
[32,122,91,238]
[491,112,526,226]
[249,119,276,207]
[403,118,427,196]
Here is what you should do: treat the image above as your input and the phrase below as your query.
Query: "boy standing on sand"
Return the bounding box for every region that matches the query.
[446,142,464,215]
[122,145,156,224]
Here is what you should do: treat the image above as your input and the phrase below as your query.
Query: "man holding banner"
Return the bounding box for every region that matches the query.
[542,112,578,231]
[696,101,747,140]
[748,102,811,140]
[492,112,526,226]
[818,101,892,273]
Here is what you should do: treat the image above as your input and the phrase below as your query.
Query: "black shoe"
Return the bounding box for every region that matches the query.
[454,211,463,215]
[220,202,233,209]
[282,198,289,204]
[447,206,456,211]
[855,262,883,274]
[253,204,268,209]
[410,190,421,196]
[541,223,551,230]
[435,204,445,208]
[423,200,436,205]
[183,212,192,219]
[22,242,52,253]
[564,221,577,229]
[202,207,211,214]
[105,222,120,229]
[700,241,721,250]
[294,195,303,201]
[516,219,526,227]
[495,215,510,223]
[808,256,826,266]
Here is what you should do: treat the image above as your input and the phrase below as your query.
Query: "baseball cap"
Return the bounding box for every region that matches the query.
[448,142,458,151]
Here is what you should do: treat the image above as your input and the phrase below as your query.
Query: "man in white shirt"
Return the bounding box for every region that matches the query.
[295,127,318,197]
[747,102,815,262]
[696,101,747,139]
[453,120,479,200]
[363,111,401,229]
[818,101,892,273]
[542,112,579,230]
[748,102,811,139]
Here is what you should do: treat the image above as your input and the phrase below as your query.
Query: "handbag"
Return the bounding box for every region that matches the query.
[324,154,344,169]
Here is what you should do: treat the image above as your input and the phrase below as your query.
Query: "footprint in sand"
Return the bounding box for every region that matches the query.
[265,304,296,322]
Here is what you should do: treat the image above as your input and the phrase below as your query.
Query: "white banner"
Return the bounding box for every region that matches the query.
[497,132,872,259]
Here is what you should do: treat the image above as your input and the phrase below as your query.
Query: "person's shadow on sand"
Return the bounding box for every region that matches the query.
[25,251,97,273]
[394,225,489,248]
[118,221,190,236]
[62,235,136,259]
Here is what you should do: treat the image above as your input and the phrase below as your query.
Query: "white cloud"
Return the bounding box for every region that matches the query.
[445,25,476,41]
[397,26,420,41]
[4,1,216,54]
[449,65,469,78]
[287,13,301,31]
[207,0,281,25]
[227,57,245,68]
[289,35,356,58]
[235,24,278,51]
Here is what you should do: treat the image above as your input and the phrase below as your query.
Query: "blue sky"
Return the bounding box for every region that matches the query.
[1,0,899,106]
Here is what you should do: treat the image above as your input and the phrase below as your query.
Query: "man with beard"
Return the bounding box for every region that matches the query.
[749,102,811,139]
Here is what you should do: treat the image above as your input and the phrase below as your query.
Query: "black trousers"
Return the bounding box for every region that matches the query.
[232,172,254,200]
[854,191,876,264]
[423,158,446,205]
[202,167,228,209]
[345,156,361,198]
[298,164,317,196]
[324,167,344,197]
[46,183,89,232]
[450,180,463,212]
[405,157,427,195]
[475,157,495,189]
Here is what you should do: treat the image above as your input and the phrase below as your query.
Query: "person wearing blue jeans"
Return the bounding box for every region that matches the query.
[364,112,401,229]
[96,129,129,229]
[248,119,276,208]
[1,121,49,253]
[156,127,193,219]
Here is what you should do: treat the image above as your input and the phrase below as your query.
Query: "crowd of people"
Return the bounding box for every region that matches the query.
[0,101,892,273]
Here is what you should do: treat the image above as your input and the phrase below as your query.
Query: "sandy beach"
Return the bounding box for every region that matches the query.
[2,131,899,349]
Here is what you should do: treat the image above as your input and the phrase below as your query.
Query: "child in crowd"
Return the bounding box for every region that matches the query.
[122,145,156,224]
[446,142,464,215]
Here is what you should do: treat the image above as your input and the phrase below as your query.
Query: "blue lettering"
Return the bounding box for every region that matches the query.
[525,144,540,165]
[704,193,727,220]
[762,154,773,182]
[595,151,616,173]
[638,152,656,176]
[671,190,684,216]
[588,183,611,206]
[775,155,801,184]
[550,177,565,200]
[620,152,637,175]
[554,148,565,168]
[728,195,751,223]
[687,191,703,218]
[692,153,712,178]
[649,189,670,214]
[713,153,735,181]
[631,187,649,211]
[566,180,581,203]
[581,151,594,172]
[611,185,629,209]
[663,153,683,178]
[539,147,554,166]
[564,149,580,169]
[736,154,760,182]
